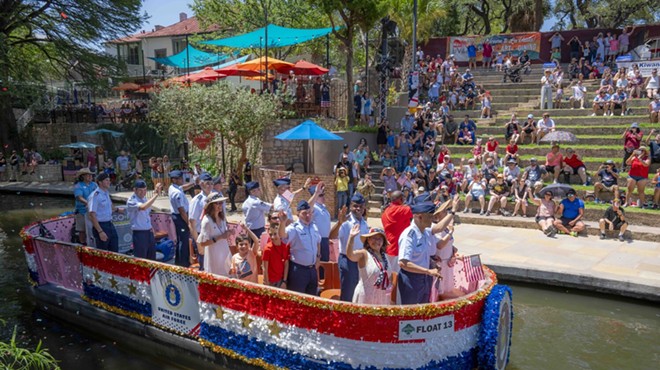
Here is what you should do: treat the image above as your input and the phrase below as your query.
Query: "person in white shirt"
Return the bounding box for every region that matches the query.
[126,180,162,260]
[540,69,554,110]
[569,80,587,109]
[591,90,611,116]
[536,113,556,143]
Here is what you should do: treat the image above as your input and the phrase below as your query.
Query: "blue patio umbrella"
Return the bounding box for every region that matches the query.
[60,142,99,149]
[83,128,124,137]
[274,120,343,141]
[275,120,342,172]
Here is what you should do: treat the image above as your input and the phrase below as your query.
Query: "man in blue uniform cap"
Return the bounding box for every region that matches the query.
[242,181,272,238]
[188,172,214,269]
[273,177,310,224]
[398,202,443,304]
[88,172,125,252]
[278,200,322,295]
[337,192,370,301]
[126,179,163,259]
[168,169,195,267]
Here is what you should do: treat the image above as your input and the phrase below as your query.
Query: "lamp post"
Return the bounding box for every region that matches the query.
[412,0,417,67]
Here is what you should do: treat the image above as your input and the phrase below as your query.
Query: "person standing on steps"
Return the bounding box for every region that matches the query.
[168,170,195,267]
[540,69,554,110]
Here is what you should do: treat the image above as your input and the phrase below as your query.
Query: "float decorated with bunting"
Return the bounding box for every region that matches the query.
[21,213,513,370]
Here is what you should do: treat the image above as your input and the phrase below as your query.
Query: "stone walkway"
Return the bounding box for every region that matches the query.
[2,181,658,301]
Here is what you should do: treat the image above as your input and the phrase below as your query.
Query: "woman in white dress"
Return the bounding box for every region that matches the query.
[197,194,234,276]
[346,225,393,305]
[431,201,464,301]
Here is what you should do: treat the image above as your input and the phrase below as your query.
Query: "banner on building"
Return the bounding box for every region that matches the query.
[448,33,541,62]
[616,61,660,77]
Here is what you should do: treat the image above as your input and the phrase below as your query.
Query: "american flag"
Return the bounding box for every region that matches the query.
[459,255,485,283]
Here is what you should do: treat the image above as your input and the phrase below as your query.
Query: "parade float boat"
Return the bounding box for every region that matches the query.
[21,213,513,370]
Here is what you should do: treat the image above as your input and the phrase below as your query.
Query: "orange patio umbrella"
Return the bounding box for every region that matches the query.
[186,67,227,83]
[216,64,264,77]
[236,56,294,74]
[112,82,140,91]
[288,60,329,76]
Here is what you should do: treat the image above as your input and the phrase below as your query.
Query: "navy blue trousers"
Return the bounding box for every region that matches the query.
[287,261,318,296]
[132,230,156,260]
[93,221,118,253]
[338,254,359,302]
[172,214,190,267]
[398,269,431,304]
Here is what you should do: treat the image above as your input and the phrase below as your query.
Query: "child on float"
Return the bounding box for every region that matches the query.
[346,225,394,305]
[229,225,261,283]
[430,201,465,301]
[262,222,290,288]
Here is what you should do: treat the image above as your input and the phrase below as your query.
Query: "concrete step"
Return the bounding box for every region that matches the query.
[366,198,659,228]
[443,145,623,159]
[510,107,648,117]
[494,115,649,124]
[441,133,623,146]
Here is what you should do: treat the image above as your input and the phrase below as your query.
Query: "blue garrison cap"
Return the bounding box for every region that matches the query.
[297,200,311,211]
[412,192,431,204]
[199,172,213,182]
[96,172,109,182]
[351,192,365,205]
[245,181,259,192]
[133,180,147,188]
[169,170,183,178]
[410,202,436,214]
[273,178,291,187]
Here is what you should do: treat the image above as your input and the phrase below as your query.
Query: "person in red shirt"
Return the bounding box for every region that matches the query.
[483,136,499,164]
[562,148,588,185]
[262,222,290,288]
[625,146,651,207]
[504,139,519,164]
[381,190,412,272]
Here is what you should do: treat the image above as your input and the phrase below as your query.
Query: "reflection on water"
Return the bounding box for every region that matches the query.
[1,193,658,370]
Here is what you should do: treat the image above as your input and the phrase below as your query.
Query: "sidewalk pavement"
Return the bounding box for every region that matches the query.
[3,181,659,302]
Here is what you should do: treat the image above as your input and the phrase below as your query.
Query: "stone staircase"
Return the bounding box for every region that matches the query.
[365,66,660,241]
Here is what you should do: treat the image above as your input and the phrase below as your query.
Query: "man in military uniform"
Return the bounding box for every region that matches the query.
[169,170,195,267]
[273,177,310,224]
[337,193,370,301]
[278,201,321,295]
[88,173,124,252]
[126,180,162,259]
[242,181,272,238]
[188,172,213,268]
[398,202,443,304]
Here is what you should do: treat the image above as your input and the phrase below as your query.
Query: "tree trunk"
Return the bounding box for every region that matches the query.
[345,26,355,127]
[236,142,248,185]
[534,0,544,31]
[0,41,20,151]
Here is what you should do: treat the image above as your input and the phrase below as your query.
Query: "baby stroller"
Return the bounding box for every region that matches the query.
[503,64,524,83]
[116,170,138,191]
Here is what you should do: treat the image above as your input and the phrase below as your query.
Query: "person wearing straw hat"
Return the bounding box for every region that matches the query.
[345,226,393,305]
[88,172,124,252]
[126,180,163,260]
[197,193,234,276]
[397,202,443,305]
[74,168,97,245]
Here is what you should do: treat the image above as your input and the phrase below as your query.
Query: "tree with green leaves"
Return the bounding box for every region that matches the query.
[0,0,145,150]
[149,82,281,175]
[553,0,659,30]
[310,0,386,126]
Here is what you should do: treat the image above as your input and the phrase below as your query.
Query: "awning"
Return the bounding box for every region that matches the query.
[149,44,230,68]
[202,24,335,49]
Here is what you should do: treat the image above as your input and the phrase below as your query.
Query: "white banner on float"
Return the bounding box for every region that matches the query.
[150,269,201,336]
[398,314,455,340]
[616,61,660,77]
